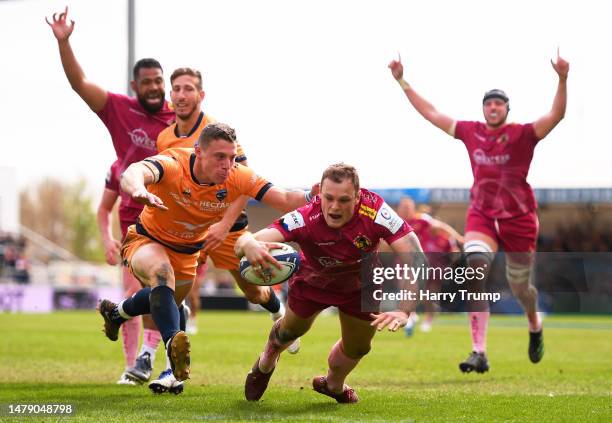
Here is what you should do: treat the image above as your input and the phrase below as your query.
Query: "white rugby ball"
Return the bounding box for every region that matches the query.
[239,244,300,286]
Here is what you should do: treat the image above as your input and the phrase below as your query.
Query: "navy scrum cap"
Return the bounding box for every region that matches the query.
[483,89,509,104]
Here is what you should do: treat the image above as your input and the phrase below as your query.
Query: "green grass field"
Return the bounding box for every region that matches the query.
[1,311,611,422]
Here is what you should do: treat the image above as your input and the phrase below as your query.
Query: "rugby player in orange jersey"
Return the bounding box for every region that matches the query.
[98,122,316,383]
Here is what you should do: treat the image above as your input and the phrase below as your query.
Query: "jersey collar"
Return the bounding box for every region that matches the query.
[174,111,204,138]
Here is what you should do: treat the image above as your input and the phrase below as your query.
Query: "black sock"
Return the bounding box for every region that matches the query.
[260,288,281,314]
[121,287,151,316]
[178,304,187,332]
[149,286,180,345]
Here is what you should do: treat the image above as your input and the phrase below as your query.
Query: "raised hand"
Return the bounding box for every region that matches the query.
[388,54,404,81]
[46,6,75,42]
[551,47,569,81]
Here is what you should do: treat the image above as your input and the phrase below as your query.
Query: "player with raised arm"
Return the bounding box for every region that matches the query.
[47,7,175,385]
[97,122,315,384]
[238,163,423,403]
[388,50,569,372]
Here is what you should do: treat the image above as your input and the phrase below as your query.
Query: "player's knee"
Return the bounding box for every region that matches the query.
[343,343,371,359]
[464,240,494,269]
[277,326,300,344]
[149,263,174,288]
[506,262,531,286]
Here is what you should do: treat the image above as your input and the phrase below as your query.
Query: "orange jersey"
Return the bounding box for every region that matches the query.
[156,112,247,163]
[138,148,270,252]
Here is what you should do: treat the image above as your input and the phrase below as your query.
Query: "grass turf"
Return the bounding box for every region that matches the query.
[1,311,611,422]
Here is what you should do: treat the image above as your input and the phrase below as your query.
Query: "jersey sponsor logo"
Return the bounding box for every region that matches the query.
[359,204,377,220]
[173,220,209,231]
[317,256,343,267]
[197,200,231,211]
[353,234,372,251]
[216,189,227,201]
[170,192,192,207]
[281,211,305,231]
[309,212,322,221]
[315,241,336,246]
[127,128,156,150]
[375,203,403,234]
[472,148,510,166]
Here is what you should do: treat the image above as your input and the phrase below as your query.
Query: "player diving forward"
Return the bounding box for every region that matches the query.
[237,163,424,403]
[98,122,315,384]
[388,50,569,372]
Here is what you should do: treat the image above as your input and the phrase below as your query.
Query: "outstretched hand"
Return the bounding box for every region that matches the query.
[551,47,569,81]
[46,6,75,42]
[388,54,404,81]
[131,188,168,211]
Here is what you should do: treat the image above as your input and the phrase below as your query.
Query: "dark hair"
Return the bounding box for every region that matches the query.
[321,163,360,193]
[198,122,237,148]
[170,67,203,90]
[132,58,163,80]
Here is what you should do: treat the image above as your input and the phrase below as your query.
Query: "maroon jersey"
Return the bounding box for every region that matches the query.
[454,121,541,219]
[270,189,413,293]
[407,213,454,254]
[97,92,175,168]
[105,160,144,237]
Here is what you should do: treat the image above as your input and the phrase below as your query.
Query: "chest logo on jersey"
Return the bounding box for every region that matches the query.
[472,149,510,166]
[182,188,192,197]
[127,128,156,150]
[318,256,343,267]
[353,234,372,251]
[359,204,377,220]
[216,189,227,201]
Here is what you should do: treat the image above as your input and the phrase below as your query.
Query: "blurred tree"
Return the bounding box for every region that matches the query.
[20,178,105,262]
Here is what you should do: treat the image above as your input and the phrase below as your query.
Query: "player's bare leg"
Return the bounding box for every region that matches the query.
[245,306,316,401]
[127,244,191,381]
[506,254,544,363]
[312,311,371,404]
[230,269,300,353]
[459,232,497,373]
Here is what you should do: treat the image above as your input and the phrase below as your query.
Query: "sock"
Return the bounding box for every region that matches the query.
[165,354,172,371]
[121,316,141,368]
[258,320,294,373]
[141,329,161,361]
[528,311,542,333]
[261,288,281,315]
[326,340,360,393]
[149,286,180,345]
[469,312,489,353]
[178,305,187,332]
[119,287,152,318]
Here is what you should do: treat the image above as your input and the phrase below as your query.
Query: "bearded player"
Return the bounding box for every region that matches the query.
[389,50,569,372]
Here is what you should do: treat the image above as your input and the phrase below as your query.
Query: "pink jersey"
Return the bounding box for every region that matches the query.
[407,213,454,254]
[270,189,413,293]
[454,121,541,219]
[105,160,143,236]
[97,92,175,167]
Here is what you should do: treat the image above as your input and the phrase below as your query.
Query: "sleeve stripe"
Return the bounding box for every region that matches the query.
[144,159,164,182]
[255,182,273,201]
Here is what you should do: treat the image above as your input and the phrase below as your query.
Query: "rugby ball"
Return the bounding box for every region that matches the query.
[239,244,300,286]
